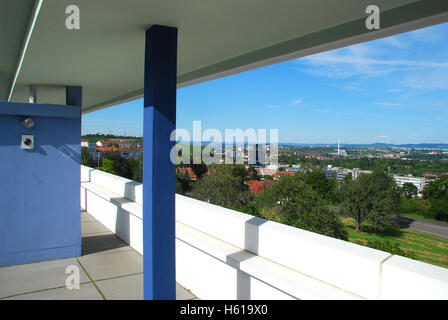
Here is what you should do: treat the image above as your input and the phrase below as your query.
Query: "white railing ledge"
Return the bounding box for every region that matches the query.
[176,221,364,300]
[82,180,142,220]
[80,166,448,300]
[380,255,448,299]
[175,193,390,300]
[81,165,142,205]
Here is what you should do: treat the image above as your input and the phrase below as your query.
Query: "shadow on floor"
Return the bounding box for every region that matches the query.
[82,233,128,255]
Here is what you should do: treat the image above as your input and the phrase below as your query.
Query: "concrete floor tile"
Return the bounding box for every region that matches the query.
[81,221,112,236]
[81,211,96,223]
[95,275,197,300]
[176,284,196,300]
[0,258,89,299]
[78,249,142,281]
[96,274,143,300]
[3,282,103,300]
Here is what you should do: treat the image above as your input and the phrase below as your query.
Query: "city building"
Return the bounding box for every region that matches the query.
[352,168,360,180]
[81,139,100,160]
[246,179,274,194]
[96,146,143,160]
[393,175,427,196]
[324,169,337,178]
[336,168,352,180]
[177,167,198,181]
[96,139,133,148]
[423,172,448,179]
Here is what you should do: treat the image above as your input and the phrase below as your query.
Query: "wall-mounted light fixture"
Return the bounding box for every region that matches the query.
[21,135,34,150]
[22,117,35,129]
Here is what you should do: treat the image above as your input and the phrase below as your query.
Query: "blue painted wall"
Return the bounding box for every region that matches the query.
[0,102,81,266]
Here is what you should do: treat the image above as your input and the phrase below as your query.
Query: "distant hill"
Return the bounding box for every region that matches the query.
[278,143,448,149]
[82,133,142,143]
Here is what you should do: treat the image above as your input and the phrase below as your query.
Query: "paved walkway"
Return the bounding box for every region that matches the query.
[398,216,448,241]
[0,211,197,300]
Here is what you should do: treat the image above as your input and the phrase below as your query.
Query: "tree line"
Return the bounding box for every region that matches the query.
[81,148,143,182]
[279,154,448,176]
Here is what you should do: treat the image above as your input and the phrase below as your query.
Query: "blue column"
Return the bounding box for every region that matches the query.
[66,86,82,107]
[143,25,178,300]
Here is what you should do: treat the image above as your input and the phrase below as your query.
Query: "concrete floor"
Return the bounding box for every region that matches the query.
[0,211,197,300]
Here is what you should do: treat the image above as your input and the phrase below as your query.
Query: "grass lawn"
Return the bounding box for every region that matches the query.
[342,218,448,269]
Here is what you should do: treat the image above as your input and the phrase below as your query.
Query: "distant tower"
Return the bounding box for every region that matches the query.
[338,139,340,155]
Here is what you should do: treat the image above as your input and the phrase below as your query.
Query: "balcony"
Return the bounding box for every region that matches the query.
[1,165,447,299]
[2,1,448,300]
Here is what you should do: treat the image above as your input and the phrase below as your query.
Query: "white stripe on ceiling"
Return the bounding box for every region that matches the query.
[8,0,44,102]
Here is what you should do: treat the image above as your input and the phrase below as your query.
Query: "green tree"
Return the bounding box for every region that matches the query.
[191,165,252,208]
[176,171,191,195]
[99,159,116,174]
[247,166,259,181]
[304,170,337,202]
[423,175,448,221]
[254,175,347,240]
[101,152,133,179]
[340,170,400,232]
[103,151,121,161]
[401,182,418,199]
[399,198,431,218]
[230,164,248,181]
[191,162,208,180]
[255,175,319,220]
[130,155,143,182]
[81,147,94,167]
[113,157,133,179]
[295,207,348,240]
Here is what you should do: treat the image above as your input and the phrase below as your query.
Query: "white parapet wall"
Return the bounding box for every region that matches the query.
[80,165,448,300]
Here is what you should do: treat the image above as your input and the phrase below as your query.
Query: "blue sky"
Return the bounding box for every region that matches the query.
[82,22,448,144]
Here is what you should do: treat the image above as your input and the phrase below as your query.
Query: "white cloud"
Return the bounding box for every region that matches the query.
[374,102,404,107]
[265,105,280,109]
[379,36,410,49]
[291,99,303,106]
[411,133,419,137]
[408,26,445,43]
[343,85,363,92]
[376,135,389,138]
[304,51,448,69]
[405,68,448,90]
[385,89,403,93]
[296,42,448,79]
